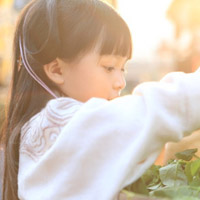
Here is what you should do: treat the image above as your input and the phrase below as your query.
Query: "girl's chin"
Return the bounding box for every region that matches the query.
[108,96,120,101]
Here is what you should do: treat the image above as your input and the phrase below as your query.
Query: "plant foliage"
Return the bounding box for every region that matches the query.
[122,148,200,199]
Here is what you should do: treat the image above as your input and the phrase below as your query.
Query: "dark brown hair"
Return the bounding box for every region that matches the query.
[0,0,132,199]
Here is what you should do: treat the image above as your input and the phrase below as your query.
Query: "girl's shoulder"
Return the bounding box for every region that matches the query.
[24,97,83,129]
[19,97,83,161]
[44,97,83,126]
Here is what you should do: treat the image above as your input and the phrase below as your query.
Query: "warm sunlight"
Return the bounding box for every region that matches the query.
[118,0,173,59]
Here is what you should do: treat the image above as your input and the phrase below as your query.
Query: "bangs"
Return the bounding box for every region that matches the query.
[98,23,132,59]
[59,0,132,61]
[92,1,132,59]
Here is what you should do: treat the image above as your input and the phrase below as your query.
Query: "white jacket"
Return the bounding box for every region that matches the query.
[18,70,200,200]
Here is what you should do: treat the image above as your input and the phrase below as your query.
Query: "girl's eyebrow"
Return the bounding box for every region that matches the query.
[99,55,128,64]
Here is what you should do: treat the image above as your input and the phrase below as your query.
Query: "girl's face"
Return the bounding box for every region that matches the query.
[59,52,128,102]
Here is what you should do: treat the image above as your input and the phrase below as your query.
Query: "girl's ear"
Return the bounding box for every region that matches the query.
[43,58,65,85]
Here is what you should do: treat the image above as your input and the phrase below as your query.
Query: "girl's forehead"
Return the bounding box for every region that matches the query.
[99,54,128,64]
[73,52,129,67]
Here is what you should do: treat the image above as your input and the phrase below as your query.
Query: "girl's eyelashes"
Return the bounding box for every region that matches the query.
[102,65,127,74]
[121,67,127,74]
[103,66,115,72]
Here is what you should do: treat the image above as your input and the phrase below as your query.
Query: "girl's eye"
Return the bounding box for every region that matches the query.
[121,68,127,74]
[103,66,115,72]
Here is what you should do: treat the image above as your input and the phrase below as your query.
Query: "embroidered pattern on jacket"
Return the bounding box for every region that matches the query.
[20,98,82,162]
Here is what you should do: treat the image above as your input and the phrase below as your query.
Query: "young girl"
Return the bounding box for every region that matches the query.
[2,0,200,199]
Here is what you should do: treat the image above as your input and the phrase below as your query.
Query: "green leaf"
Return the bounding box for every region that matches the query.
[147,182,162,190]
[185,162,193,183]
[122,190,167,200]
[190,159,200,176]
[173,197,200,200]
[142,165,161,187]
[150,186,200,199]
[190,176,200,187]
[125,178,149,195]
[121,190,135,199]
[175,148,198,161]
[159,162,188,187]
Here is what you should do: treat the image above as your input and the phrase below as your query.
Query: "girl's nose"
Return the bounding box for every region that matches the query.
[113,72,126,91]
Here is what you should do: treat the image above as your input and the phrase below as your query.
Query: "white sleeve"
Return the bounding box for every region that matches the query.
[18,70,200,200]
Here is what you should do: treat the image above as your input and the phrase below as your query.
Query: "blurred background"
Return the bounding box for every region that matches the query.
[1,0,200,125]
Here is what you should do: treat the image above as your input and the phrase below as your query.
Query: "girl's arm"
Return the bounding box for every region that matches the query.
[18,70,200,200]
